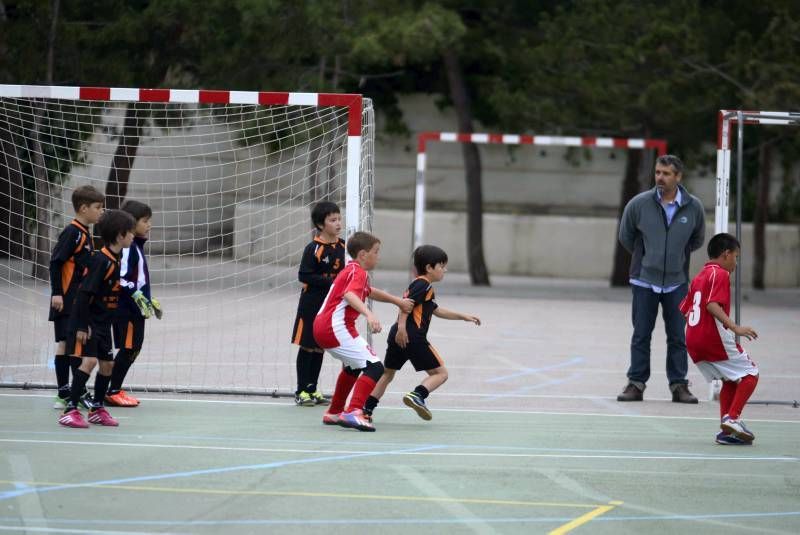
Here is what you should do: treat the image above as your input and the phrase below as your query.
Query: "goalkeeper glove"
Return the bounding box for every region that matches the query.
[131,290,153,319]
[151,297,164,320]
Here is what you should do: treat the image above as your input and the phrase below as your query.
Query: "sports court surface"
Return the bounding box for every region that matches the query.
[2,272,799,534]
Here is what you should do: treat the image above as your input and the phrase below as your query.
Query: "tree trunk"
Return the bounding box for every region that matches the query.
[105,102,143,210]
[29,0,60,279]
[752,142,770,289]
[0,121,25,258]
[442,49,489,286]
[610,148,651,286]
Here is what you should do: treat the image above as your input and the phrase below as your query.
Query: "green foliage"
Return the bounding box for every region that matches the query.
[2,0,800,221]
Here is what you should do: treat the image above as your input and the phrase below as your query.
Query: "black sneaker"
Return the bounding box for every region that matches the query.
[403,391,432,420]
[616,383,643,402]
[78,391,98,410]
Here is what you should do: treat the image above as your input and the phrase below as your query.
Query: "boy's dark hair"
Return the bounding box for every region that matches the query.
[346,231,380,258]
[707,232,740,259]
[413,245,448,275]
[311,201,340,230]
[71,185,104,212]
[97,210,136,245]
[120,199,153,221]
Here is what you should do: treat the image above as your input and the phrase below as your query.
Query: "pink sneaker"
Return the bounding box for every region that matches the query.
[88,407,119,427]
[58,409,88,429]
[322,412,341,425]
[339,409,375,432]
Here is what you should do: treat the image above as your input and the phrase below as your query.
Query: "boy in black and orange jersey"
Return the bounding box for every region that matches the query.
[58,210,136,429]
[291,202,345,406]
[49,185,104,409]
[363,245,480,425]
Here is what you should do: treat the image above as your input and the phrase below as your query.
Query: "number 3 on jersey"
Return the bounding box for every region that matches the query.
[687,291,701,326]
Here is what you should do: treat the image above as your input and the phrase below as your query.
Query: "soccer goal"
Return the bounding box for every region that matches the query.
[0,84,374,396]
[413,131,667,249]
[714,109,800,406]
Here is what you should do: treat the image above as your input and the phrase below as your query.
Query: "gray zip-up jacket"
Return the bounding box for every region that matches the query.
[619,185,705,287]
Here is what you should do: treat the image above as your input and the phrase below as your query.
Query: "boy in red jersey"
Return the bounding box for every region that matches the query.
[313,231,412,431]
[679,233,759,445]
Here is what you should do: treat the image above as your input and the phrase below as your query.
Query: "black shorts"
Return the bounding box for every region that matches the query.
[52,317,70,343]
[66,324,114,361]
[113,316,146,353]
[291,312,321,350]
[384,339,443,372]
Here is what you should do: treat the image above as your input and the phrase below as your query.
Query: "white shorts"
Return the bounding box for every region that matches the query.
[695,352,759,382]
[327,335,378,370]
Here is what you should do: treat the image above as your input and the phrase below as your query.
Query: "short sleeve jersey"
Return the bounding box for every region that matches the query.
[679,262,744,363]
[297,237,346,309]
[49,219,93,319]
[313,260,371,348]
[388,276,438,343]
[70,247,121,331]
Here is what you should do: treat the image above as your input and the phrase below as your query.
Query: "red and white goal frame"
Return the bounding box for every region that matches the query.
[414,131,668,249]
[0,84,366,236]
[715,109,800,234]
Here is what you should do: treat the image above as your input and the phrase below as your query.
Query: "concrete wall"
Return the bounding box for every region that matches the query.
[372,208,800,287]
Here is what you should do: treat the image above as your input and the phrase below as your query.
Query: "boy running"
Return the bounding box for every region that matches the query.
[363,245,480,425]
[679,233,759,445]
[312,231,412,432]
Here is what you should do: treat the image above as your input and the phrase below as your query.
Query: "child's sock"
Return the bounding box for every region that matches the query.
[719,380,736,419]
[307,352,324,392]
[109,349,135,393]
[93,373,112,407]
[413,384,430,399]
[328,368,359,414]
[727,374,758,420]
[295,348,313,394]
[54,355,70,396]
[69,368,91,410]
[363,395,380,415]
[346,376,377,413]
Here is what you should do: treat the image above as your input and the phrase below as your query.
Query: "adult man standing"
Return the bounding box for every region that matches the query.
[617,154,706,403]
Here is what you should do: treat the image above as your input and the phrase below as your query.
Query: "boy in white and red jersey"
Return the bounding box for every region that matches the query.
[679,233,759,445]
[313,231,412,431]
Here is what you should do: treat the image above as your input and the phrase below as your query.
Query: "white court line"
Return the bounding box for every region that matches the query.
[0,526,164,534]
[2,392,799,424]
[0,438,795,462]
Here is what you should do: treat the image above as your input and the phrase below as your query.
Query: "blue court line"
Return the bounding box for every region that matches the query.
[484,372,583,400]
[0,444,445,502]
[486,356,585,383]
[0,510,798,527]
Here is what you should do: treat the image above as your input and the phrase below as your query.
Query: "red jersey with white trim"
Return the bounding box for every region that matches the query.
[679,262,744,363]
[313,260,371,349]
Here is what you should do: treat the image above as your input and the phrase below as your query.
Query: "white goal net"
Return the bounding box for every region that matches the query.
[0,85,374,395]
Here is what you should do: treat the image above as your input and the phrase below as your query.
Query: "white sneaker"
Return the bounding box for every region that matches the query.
[721,415,755,442]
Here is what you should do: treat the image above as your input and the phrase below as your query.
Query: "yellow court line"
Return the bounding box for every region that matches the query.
[2,479,601,509]
[548,500,623,535]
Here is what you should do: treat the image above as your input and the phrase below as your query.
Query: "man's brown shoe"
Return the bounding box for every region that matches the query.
[617,383,643,402]
[671,384,698,404]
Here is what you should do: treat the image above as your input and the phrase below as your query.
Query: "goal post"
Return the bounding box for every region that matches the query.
[714,109,800,405]
[414,131,668,250]
[0,84,374,396]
